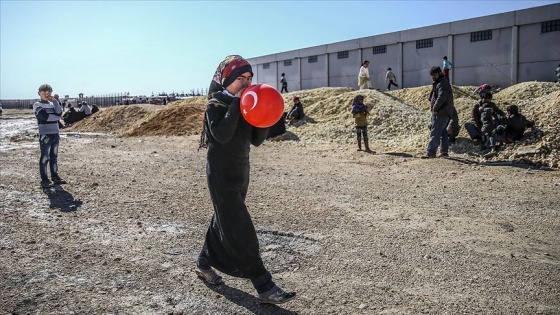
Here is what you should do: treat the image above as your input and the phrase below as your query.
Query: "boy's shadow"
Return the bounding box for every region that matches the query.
[43,186,83,212]
[205,282,299,315]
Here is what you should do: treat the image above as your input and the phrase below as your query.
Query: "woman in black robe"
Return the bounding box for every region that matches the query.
[196,55,296,305]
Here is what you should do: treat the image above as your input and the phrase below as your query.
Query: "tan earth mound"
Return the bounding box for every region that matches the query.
[386,85,478,111]
[121,103,205,137]
[282,88,429,148]
[66,103,205,137]
[493,81,560,105]
[69,82,560,168]
[178,96,207,105]
[490,90,560,168]
[66,105,159,134]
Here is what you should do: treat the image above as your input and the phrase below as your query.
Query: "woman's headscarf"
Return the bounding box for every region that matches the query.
[200,55,253,150]
[351,95,367,114]
[208,55,253,97]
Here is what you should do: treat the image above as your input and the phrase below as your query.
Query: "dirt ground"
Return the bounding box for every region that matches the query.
[1,88,559,314]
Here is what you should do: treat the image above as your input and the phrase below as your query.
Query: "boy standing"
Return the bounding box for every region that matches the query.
[33,84,66,188]
[442,56,452,80]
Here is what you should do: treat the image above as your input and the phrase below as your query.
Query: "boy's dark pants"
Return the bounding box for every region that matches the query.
[465,122,482,141]
[39,134,60,181]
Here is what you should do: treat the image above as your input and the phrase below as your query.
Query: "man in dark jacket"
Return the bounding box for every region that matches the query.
[422,66,456,158]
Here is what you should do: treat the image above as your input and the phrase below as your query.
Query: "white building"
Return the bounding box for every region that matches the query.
[247,3,560,91]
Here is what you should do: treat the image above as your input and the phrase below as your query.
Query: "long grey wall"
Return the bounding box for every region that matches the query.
[247,3,560,91]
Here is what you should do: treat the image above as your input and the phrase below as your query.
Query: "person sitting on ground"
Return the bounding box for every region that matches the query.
[480,100,497,155]
[78,101,92,116]
[91,104,100,114]
[351,95,372,153]
[447,107,460,144]
[286,96,305,125]
[464,92,504,144]
[494,104,535,144]
[474,83,492,99]
[63,103,89,125]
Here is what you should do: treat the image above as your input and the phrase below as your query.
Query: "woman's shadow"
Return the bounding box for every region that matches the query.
[43,185,83,212]
[204,282,299,315]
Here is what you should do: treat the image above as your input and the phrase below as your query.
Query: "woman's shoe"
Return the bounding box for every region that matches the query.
[257,285,296,304]
[195,266,223,285]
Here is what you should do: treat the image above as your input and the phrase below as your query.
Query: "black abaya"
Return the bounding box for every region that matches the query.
[200,93,269,279]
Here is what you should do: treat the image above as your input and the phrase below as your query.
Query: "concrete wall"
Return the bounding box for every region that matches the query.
[246,3,560,91]
[453,27,514,87]
[364,43,401,90]
[327,50,361,87]
[518,23,560,82]
[301,54,328,90]
[402,36,450,87]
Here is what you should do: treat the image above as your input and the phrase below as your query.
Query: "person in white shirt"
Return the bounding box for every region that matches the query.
[358,60,371,90]
[79,101,92,116]
[385,68,399,90]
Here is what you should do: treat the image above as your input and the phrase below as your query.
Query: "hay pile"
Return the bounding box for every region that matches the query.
[280,88,429,148]
[67,103,205,137]
[68,82,560,168]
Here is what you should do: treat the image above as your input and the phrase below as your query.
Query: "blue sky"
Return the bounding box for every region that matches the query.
[1,0,558,99]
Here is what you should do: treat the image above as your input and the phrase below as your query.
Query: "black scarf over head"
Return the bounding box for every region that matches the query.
[199,55,253,149]
[208,55,253,98]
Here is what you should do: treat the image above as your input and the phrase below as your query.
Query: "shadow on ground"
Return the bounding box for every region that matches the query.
[43,186,83,212]
[205,282,299,315]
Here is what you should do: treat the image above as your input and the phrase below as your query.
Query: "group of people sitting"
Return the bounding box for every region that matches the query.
[61,101,99,127]
[465,85,535,157]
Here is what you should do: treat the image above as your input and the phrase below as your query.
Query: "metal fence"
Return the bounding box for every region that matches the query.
[0,99,38,109]
[0,88,212,110]
[1,93,142,110]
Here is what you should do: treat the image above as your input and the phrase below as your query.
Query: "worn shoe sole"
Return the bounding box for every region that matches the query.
[257,292,297,304]
[52,178,67,185]
[195,268,223,285]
